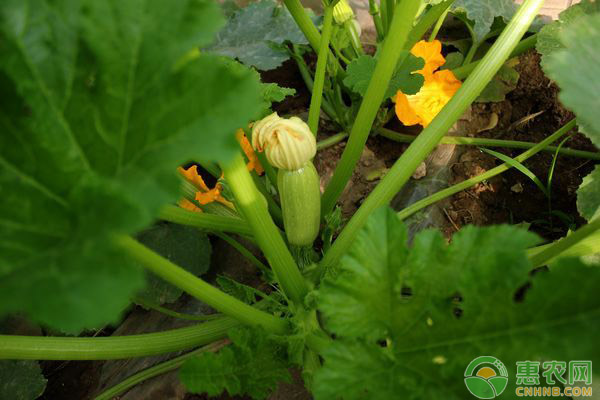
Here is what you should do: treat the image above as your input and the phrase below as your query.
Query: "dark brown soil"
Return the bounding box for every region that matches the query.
[445,51,596,240]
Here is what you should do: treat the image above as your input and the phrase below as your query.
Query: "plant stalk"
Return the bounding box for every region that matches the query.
[530,218,600,268]
[221,154,309,304]
[159,204,252,236]
[453,33,538,80]
[308,5,335,136]
[320,0,422,216]
[320,0,546,272]
[114,235,288,334]
[379,127,600,160]
[395,120,576,220]
[0,318,239,360]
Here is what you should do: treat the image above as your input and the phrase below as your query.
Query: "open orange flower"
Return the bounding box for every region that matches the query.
[395,40,462,128]
[178,165,234,211]
[236,129,264,175]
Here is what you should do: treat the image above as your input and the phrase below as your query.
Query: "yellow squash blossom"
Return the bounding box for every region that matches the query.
[177,166,234,210]
[236,129,264,175]
[395,40,462,128]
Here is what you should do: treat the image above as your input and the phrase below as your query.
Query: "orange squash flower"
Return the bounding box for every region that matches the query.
[178,165,234,210]
[395,40,462,128]
[236,129,264,175]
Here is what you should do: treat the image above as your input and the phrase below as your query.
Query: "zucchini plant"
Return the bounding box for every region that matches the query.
[0,0,599,399]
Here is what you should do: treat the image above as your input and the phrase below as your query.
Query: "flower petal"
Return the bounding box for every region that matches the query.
[411,40,446,79]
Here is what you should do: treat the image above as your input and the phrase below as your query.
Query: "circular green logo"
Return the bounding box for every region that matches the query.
[464,356,509,399]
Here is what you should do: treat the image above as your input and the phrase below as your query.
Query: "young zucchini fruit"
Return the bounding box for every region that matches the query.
[278,162,321,246]
[252,113,321,248]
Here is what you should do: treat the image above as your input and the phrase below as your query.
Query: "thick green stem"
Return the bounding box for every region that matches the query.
[530,218,600,268]
[308,6,335,136]
[251,172,284,225]
[453,33,538,80]
[221,154,309,304]
[396,120,576,221]
[94,340,230,400]
[320,0,546,272]
[159,204,252,236]
[256,151,278,191]
[320,0,421,216]
[282,0,344,77]
[282,0,322,51]
[379,127,599,160]
[527,229,600,262]
[0,318,239,360]
[114,235,288,334]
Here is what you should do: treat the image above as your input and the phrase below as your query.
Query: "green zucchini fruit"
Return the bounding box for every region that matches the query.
[277,162,321,247]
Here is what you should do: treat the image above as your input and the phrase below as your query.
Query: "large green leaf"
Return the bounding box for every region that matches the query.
[0,0,262,333]
[536,0,600,71]
[179,328,291,399]
[0,360,47,400]
[451,0,517,43]
[206,0,308,70]
[314,208,599,399]
[344,53,424,99]
[545,13,600,149]
[577,165,600,222]
[136,223,212,305]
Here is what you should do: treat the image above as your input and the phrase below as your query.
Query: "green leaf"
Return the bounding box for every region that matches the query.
[441,52,464,70]
[315,208,599,399]
[545,13,600,148]
[0,0,262,333]
[206,0,308,70]
[475,63,519,102]
[0,360,47,400]
[451,0,517,43]
[344,53,424,99]
[537,0,600,71]
[179,328,291,399]
[136,223,212,305]
[577,165,600,222]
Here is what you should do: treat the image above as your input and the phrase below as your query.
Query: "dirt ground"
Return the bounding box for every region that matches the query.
[36,47,597,400]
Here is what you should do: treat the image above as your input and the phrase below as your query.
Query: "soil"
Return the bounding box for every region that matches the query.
[36,49,597,400]
[445,51,596,240]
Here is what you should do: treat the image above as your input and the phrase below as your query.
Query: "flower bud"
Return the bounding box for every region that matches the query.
[251,112,316,171]
[333,0,354,24]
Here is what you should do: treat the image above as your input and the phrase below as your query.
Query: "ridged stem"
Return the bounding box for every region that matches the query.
[320,0,422,216]
[159,204,252,236]
[530,218,600,268]
[379,127,599,160]
[395,120,576,220]
[114,235,288,334]
[320,0,546,272]
[0,318,239,360]
[308,5,334,136]
[221,154,309,304]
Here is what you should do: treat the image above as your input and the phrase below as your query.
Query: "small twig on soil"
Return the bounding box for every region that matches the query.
[443,208,461,232]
